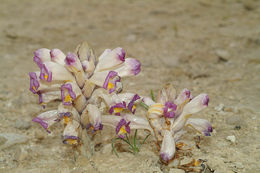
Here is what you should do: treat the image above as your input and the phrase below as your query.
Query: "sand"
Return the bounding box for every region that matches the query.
[0,0,259,172]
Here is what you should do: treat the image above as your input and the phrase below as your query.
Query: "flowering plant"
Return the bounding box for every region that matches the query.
[28,41,212,165]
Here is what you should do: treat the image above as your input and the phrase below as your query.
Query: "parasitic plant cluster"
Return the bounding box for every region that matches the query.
[29,41,212,164]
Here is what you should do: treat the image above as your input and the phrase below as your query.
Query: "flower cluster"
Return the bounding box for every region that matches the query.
[29,41,141,145]
[143,84,212,163]
[29,41,212,164]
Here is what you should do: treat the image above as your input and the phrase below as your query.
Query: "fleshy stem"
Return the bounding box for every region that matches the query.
[112,130,150,157]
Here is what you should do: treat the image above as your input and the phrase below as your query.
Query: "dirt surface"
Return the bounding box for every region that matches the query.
[0,0,260,172]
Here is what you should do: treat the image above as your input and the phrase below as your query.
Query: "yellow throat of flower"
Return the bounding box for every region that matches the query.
[66,139,78,145]
[107,82,114,90]
[65,94,72,103]
[114,107,124,113]
[44,74,48,80]
[119,126,127,135]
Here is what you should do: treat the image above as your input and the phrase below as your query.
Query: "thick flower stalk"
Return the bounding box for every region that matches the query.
[143,83,212,163]
[28,41,141,151]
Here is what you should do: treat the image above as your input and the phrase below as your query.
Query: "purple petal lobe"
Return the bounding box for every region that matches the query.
[126,58,141,75]
[115,47,126,62]
[163,101,177,118]
[29,72,39,94]
[39,64,52,82]
[65,52,77,66]
[32,117,48,130]
[109,102,126,115]
[61,83,77,105]
[115,119,131,138]
[203,95,209,106]
[127,94,141,114]
[103,71,121,93]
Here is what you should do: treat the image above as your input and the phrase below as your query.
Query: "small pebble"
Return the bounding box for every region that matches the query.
[15,120,31,130]
[14,147,28,161]
[235,162,244,169]
[226,135,236,143]
[215,49,230,59]
[0,133,28,150]
[215,104,224,112]
[226,115,242,126]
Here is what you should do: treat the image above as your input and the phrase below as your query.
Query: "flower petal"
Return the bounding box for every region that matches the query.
[127,94,141,114]
[102,71,121,93]
[109,102,126,115]
[63,120,81,145]
[32,110,58,133]
[39,62,75,82]
[65,52,86,88]
[185,118,212,136]
[114,58,141,77]
[50,49,66,65]
[175,88,191,105]
[181,93,209,115]
[61,83,77,106]
[101,114,153,134]
[115,119,130,138]
[95,47,125,72]
[81,104,103,132]
[29,72,40,94]
[171,94,209,133]
[37,90,60,105]
[74,41,96,77]
[58,103,80,122]
[33,48,51,67]
[160,130,175,163]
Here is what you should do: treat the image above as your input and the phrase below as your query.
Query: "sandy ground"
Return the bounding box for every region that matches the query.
[0,0,260,172]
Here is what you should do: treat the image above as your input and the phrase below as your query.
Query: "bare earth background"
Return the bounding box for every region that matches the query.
[0,0,259,172]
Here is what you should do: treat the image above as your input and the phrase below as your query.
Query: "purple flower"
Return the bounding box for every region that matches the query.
[65,52,77,66]
[163,101,177,118]
[95,48,126,72]
[115,58,141,77]
[127,94,141,114]
[61,83,76,105]
[185,118,213,136]
[116,119,131,138]
[39,64,52,82]
[33,48,51,67]
[103,71,121,93]
[32,117,49,132]
[32,110,58,133]
[63,120,81,145]
[58,112,72,125]
[109,102,127,116]
[29,72,39,94]
[126,58,141,76]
